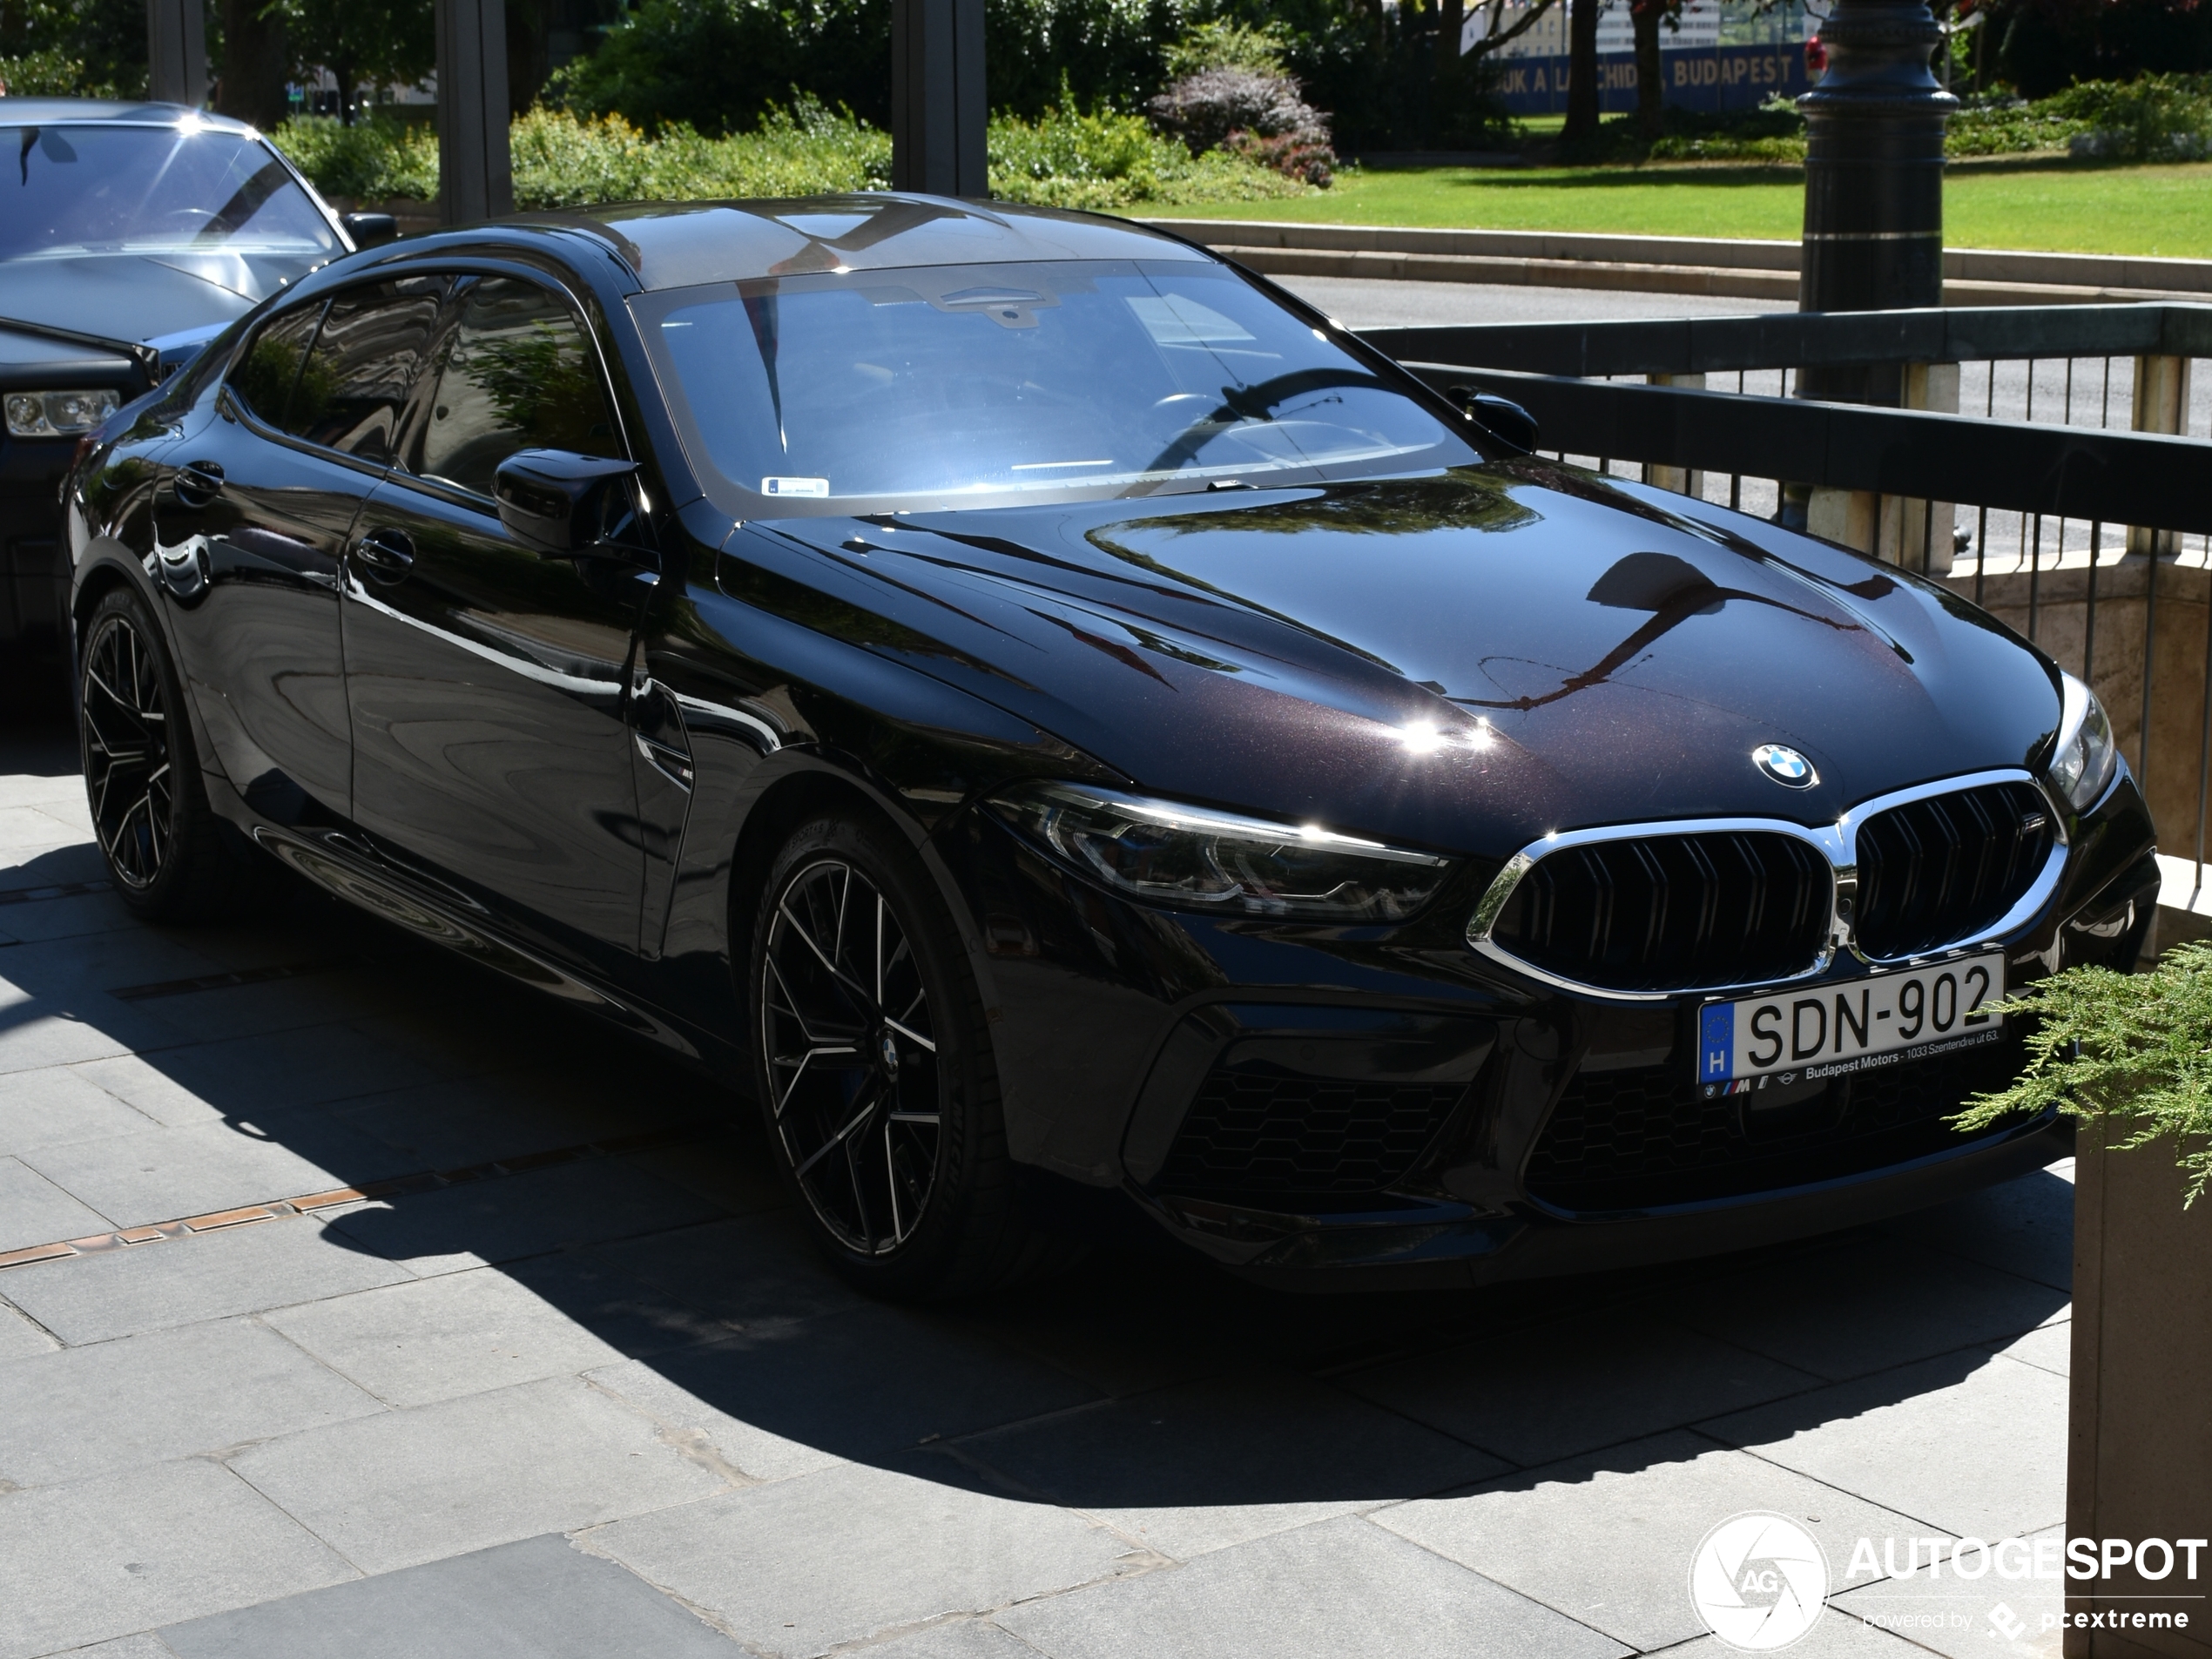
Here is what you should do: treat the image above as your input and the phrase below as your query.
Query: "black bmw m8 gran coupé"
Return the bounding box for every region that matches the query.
[64,195,2157,1296]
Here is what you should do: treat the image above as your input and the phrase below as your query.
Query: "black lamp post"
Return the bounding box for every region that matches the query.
[1796,0,1957,402]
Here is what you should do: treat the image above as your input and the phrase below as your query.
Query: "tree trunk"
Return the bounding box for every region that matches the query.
[334,59,356,125]
[1563,0,1600,139]
[1632,0,1664,138]
[212,0,290,132]
[506,0,550,117]
[1437,0,1466,71]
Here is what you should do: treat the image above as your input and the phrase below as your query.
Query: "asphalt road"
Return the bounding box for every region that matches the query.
[1279,275,1793,329]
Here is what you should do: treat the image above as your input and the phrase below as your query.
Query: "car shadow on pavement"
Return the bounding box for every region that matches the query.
[0,710,2074,1522]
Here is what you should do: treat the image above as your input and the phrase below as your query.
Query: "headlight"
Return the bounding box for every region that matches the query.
[4,389,122,438]
[988,780,1453,921]
[2047,670,2119,811]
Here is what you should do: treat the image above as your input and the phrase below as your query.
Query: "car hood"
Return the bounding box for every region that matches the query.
[0,247,301,346]
[731,464,2063,856]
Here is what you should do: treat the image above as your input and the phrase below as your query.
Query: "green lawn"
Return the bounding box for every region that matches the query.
[1149,157,2212,258]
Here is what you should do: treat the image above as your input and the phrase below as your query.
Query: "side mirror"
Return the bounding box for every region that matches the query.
[1451,386,1540,454]
[495,449,644,557]
[340,211,400,248]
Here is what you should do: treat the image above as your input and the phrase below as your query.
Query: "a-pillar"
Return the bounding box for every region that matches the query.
[892,0,986,197]
[145,0,206,107]
[438,0,513,223]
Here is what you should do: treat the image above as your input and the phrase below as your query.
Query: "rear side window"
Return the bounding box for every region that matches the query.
[227,300,325,430]
[289,278,447,462]
[410,276,620,499]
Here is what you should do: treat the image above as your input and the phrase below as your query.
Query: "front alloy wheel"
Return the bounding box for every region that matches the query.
[760,854,943,1256]
[80,608,176,890]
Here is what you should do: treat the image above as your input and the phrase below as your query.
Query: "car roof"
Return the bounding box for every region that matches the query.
[0,98,259,135]
[501,194,1213,290]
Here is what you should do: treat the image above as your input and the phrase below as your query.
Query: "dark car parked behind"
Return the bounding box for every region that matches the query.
[1,98,391,699]
[64,195,2159,1298]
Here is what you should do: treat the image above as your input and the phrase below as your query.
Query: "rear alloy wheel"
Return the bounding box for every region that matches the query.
[750,812,1069,1298]
[78,585,271,921]
[760,853,943,1255]
[80,604,175,891]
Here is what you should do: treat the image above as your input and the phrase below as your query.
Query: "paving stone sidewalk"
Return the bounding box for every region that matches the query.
[0,715,2079,1659]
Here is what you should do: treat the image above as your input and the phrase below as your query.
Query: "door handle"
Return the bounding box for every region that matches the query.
[173,460,224,507]
[353,528,416,584]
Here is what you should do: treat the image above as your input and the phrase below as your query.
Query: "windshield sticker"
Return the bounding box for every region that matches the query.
[762,476,829,498]
[1128,294,1256,347]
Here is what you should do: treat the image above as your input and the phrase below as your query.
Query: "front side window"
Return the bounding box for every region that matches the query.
[290,278,447,462]
[409,277,621,500]
[227,301,327,432]
[635,259,1480,513]
[226,280,446,461]
[0,123,343,264]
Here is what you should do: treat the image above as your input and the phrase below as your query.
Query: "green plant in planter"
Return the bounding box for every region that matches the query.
[1952,941,2212,1203]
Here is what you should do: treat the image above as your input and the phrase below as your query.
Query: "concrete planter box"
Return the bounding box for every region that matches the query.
[2067,1119,2212,1656]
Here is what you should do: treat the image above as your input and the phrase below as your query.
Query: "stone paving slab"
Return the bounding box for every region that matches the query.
[158,1534,747,1659]
[587,1457,1150,1656]
[1341,1312,1825,1468]
[0,1318,383,1489]
[959,1370,1510,1560]
[0,1460,357,1659]
[1678,1233,2071,1384]
[1,1211,418,1345]
[1372,1428,1931,1653]
[260,1268,634,1409]
[994,1514,1634,1659]
[0,1157,115,1253]
[228,1373,730,1575]
[320,1155,726,1278]
[1701,1351,2071,1540]
[0,1066,165,1157]
[21,1114,422,1231]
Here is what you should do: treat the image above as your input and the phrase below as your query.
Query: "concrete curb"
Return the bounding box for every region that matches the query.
[1145,219,2212,307]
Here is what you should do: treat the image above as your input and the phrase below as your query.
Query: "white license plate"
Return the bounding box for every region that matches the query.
[1694,952,2006,1094]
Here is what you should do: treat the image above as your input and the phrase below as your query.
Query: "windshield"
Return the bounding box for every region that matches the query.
[0,123,343,263]
[636,260,1480,512]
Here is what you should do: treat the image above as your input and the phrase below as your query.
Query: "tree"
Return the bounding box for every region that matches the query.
[280,0,432,123]
[1562,0,1600,139]
[214,0,291,130]
[1629,0,1679,138]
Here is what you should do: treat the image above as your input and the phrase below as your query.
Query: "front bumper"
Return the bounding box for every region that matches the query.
[940,769,2156,1289]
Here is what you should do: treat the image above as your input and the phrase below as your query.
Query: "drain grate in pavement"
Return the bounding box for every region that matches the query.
[0,878,111,907]
[107,961,353,1001]
[0,1123,705,1271]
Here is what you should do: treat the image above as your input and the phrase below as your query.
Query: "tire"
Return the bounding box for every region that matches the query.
[78,585,269,922]
[748,810,1068,1300]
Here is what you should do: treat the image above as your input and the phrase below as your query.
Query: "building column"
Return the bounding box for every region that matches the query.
[891,0,987,197]
[438,0,514,224]
[145,0,207,107]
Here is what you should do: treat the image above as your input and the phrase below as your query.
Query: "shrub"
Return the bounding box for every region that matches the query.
[1163,18,1291,78]
[269,103,1301,212]
[1953,941,2212,1205]
[272,115,438,202]
[0,47,119,97]
[2047,72,2212,159]
[988,98,1306,208]
[1146,58,1338,185]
